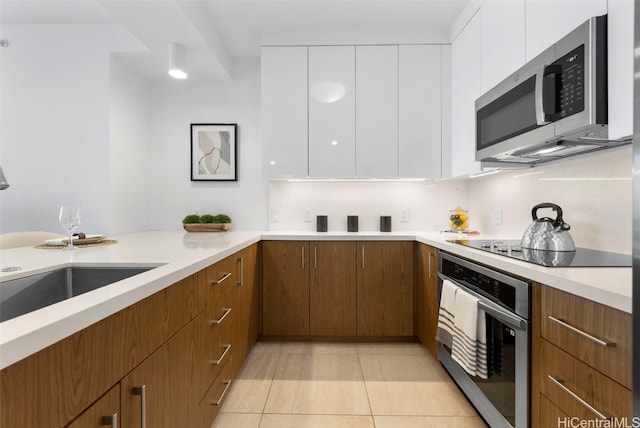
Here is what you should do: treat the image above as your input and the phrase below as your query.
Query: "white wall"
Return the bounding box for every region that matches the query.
[109,56,150,235]
[0,24,144,235]
[146,59,268,231]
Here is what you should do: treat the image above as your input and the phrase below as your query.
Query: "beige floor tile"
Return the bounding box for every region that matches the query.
[359,354,449,382]
[365,380,478,416]
[219,353,279,413]
[259,414,375,428]
[279,342,358,355]
[250,341,284,354]
[374,415,488,428]
[356,342,428,355]
[264,354,370,414]
[211,413,262,428]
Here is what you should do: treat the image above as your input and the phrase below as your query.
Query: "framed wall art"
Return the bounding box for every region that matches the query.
[190,123,238,181]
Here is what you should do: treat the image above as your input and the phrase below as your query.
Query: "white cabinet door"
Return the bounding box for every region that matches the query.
[261,47,308,178]
[308,46,356,178]
[398,45,442,179]
[608,0,633,140]
[355,45,398,178]
[525,0,607,61]
[480,0,525,93]
[451,11,482,177]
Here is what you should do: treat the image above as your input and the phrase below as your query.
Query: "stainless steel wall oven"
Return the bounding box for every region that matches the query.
[438,252,531,427]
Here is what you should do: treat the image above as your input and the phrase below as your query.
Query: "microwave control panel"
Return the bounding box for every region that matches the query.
[553,44,585,119]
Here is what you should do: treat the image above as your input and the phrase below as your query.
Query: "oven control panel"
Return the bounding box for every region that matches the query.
[441,258,517,312]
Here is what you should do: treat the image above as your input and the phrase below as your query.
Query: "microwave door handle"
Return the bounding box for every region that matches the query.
[535,66,550,125]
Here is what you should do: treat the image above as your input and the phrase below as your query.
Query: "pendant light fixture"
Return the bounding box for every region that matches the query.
[168,42,188,79]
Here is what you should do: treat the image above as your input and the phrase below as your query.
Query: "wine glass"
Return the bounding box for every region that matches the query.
[59,205,81,251]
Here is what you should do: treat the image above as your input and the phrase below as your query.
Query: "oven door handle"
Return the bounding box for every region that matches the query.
[438,273,527,330]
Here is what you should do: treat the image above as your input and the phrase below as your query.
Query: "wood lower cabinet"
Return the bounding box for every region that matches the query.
[121,320,197,428]
[262,240,414,338]
[310,241,357,336]
[262,241,357,337]
[415,243,438,359]
[0,245,261,428]
[357,241,414,336]
[532,283,632,427]
[262,241,310,336]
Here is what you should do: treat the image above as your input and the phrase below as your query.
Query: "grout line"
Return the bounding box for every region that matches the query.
[259,350,281,415]
[356,347,375,419]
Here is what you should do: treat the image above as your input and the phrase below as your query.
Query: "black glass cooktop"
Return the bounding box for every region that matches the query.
[447,239,632,268]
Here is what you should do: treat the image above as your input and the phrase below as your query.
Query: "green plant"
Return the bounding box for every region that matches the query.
[182,214,201,224]
[198,214,216,224]
[213,214,232,224]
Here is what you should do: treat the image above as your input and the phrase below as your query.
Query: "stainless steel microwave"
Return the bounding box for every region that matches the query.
[475,15,626,164]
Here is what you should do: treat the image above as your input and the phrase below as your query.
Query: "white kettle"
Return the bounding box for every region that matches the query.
[520,203,576,252]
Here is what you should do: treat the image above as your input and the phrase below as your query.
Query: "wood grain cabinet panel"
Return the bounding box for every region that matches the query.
[415,243,438,359]
[539,339,631,422]
[66,384,120,428]
[262,241,310,336]
[357,241,414,336]
[232,243,260,374]
[540,285,631,389]
[310,241,357,336]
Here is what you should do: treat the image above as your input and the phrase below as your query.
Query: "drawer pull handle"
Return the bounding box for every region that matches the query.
[211,308,232,325]
[100,414,118,428]
[548,375,613,420]
[548,315,616,347]
[131,385,146,428]
[211,379,232,406]
[211,344,232,365]
[212,272,232,285]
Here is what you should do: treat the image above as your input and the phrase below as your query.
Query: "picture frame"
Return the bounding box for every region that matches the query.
[190,123,238,181]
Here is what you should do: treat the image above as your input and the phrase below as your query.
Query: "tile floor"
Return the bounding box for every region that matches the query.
[213,342,487,428]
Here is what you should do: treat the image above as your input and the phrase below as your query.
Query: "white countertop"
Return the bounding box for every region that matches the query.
[0,229,631,370]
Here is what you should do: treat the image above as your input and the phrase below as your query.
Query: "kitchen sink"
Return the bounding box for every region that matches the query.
[0,265,160,322]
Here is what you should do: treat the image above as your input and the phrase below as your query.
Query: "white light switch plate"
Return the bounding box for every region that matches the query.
[401,208,409,222]
[271,208,280,223]
[304,207,312,222]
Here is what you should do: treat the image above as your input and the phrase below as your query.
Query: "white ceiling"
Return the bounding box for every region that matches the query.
[0,0,469,81]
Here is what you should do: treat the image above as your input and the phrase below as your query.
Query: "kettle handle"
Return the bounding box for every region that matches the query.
[532,203,565,228]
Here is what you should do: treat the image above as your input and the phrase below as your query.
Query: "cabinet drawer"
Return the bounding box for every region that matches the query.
[193,305,235,402]
[540,285,631,388]
[539,394,568,428]
[200,256,236,309]
[539,340,631,421]
[196,355,236,428]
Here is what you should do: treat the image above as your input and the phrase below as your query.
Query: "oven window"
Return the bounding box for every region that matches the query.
[476,75,539,151]
[475,313,517,426]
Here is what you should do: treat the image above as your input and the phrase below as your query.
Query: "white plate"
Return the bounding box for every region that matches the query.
[45,234,106,246]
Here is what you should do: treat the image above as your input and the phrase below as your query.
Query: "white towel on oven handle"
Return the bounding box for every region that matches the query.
[451,287,488,379]
[435,279,457,349]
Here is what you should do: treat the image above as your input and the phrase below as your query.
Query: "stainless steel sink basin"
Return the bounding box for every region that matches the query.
[0,265,160,322]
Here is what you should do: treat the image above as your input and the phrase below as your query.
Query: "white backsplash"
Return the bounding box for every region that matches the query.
[468,145,632,254]
[268,145,632,254]
[269,179,469,232]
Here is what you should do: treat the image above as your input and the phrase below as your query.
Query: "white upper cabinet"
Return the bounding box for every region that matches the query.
[480,0,525,93]
[525,0,607,61]
[261,47,308,178]
[308,46,356,178]
[399,45,443,179]
[356,46,399,178]
[608,0,633,140]
[451,11,482,177]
